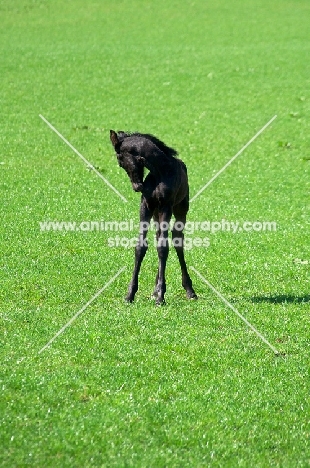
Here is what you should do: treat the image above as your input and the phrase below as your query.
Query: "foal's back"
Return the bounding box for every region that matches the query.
[135,136,189,207]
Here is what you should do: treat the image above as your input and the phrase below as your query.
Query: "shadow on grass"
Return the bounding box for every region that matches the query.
[251,295,310,304]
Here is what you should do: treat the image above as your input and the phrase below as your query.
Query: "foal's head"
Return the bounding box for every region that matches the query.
[110,130,144,192]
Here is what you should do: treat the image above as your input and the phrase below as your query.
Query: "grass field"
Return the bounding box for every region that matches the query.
[1,0,309,466]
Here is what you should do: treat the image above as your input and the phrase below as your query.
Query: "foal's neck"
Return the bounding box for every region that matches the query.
[143,151,173,178]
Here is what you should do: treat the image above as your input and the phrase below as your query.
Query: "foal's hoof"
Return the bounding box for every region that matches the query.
[187,291,198,300]
[155,298,166,306]
[125,295,134,303]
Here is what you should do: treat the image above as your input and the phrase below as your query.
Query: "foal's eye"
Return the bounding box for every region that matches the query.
[130,148,139,157]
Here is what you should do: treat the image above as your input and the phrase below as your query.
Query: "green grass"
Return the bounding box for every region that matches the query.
[1,0,309,466]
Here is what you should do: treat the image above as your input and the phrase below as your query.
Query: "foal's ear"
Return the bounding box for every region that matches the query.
[110,130,119,147]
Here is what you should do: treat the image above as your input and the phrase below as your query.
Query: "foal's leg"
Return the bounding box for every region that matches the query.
[152,210,160,299]
[155,206,172,305]
[126,200,152,302]
[172,202,197,299]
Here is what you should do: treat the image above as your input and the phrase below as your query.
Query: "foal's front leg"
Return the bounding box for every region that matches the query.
[126,200,152,302]
[155,206,172,305]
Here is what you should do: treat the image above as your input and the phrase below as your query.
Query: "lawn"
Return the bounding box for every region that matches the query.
[0,0,309,466]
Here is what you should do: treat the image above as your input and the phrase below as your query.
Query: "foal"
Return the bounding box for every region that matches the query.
[110,130,197,305]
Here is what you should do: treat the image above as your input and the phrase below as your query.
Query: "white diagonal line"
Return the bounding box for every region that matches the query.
[190,115,277,202]
[38,266,126,354]
[191,267,280,355]
[39,114,128,203]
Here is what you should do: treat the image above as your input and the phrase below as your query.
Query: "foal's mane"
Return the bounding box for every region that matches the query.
[117,131,178,158]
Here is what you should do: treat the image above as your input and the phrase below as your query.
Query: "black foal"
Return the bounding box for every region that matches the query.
[110,130,197,305]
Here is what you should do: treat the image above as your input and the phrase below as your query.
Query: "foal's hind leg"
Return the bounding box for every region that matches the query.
[126,200,153,302]
[155,206,172,305]
[172,202,197,299]
[152,210,161,299]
